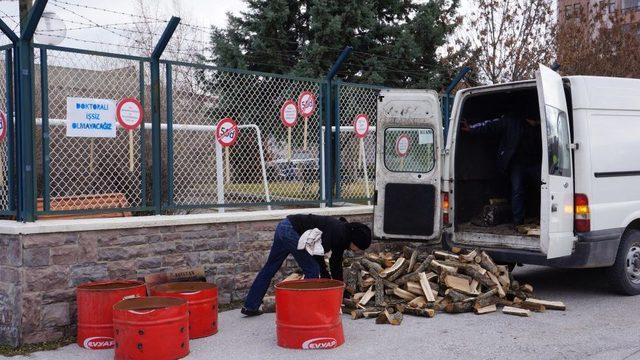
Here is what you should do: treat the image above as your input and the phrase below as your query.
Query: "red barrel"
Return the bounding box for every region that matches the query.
[150,282,218,338]
[275,279,345,350]
[113,297,190,360]
[76,280,147,350]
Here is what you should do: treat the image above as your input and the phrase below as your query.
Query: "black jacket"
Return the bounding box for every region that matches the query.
[287,214,349,281]
[468,116,541,173]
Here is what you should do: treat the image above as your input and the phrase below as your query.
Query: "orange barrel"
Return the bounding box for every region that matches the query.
[150,282,218,338]
[113,297,190,360]
[76,280,147,350]
[275,279,345,350]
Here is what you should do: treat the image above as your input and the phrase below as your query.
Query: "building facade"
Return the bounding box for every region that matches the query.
[558,0,640,23]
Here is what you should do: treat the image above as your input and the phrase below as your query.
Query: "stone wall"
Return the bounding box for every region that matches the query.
[0,213,373,346]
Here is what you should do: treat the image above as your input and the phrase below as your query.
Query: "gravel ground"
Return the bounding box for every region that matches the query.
[5,265,640,360]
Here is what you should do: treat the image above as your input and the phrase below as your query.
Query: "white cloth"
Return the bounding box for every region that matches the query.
[297,228,324,256]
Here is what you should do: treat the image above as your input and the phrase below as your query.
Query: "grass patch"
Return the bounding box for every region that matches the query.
[0,337,75,357]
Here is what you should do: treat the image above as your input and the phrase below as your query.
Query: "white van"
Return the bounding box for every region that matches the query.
[373,65,640,295]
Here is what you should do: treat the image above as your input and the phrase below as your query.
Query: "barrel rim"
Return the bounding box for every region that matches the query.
[114,296,187,311]
[151,281,217,294]
[275,279,345,291]
[77,280,145,292]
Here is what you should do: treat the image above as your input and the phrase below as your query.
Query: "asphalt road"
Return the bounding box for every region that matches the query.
[6,265,640,360]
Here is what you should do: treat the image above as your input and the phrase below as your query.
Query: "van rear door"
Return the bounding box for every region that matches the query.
[536,64,576,259]
[373,89,443,243]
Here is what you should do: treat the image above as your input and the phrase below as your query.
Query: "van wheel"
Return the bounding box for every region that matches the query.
[608,229,640,295]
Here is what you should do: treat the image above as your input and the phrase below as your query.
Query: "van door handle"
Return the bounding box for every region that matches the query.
[551,204,558,212]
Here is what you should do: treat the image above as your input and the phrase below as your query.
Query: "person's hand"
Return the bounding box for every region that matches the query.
[460,119,471,133]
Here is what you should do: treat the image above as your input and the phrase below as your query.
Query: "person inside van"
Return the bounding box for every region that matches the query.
[241,214,372,316]
[461,107,542,227]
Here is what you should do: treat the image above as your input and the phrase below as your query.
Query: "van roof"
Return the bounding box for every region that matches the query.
[567,76,640,112]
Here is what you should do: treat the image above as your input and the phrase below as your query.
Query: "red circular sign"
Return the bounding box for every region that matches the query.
[116,98,144,130]
[395,134,410,157]
[0,112,6,142]
[280,100,298,128]
[297,91,317,118]
[353,114,369,139]
[216,118,239,147]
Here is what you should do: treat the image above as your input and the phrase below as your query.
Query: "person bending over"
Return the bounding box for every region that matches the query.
[241,214,372,316]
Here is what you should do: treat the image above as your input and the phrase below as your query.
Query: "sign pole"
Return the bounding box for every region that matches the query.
[225,147,230,183]
[129,131,134,172]
[303,117,308,151]
[359,137,371,205]
[215,140,225,213]
[287,127,292,161]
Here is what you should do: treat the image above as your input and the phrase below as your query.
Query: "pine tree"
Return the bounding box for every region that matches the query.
[208,0,462,88]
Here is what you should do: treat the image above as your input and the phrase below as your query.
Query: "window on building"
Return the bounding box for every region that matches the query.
[607,0,617,12]
[573,3,584,16]
[565,4,574,19]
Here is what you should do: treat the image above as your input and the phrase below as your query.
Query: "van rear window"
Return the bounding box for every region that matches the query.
[545,106,572,177]
[384,128,435,173]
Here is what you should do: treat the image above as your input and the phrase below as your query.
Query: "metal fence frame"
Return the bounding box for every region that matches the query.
[0,45,16,217]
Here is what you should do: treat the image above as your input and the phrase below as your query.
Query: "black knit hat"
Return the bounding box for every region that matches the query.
[347,222,372,250]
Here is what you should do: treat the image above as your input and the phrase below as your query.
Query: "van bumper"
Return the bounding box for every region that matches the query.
[444,228,623,268]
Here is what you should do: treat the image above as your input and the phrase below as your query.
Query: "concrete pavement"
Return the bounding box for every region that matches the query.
[5,265,640,360]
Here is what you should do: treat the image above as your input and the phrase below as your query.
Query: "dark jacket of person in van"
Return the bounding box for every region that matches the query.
[465,115,541,173]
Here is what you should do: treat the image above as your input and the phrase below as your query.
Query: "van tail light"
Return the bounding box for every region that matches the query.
[442,192,450,225]
[574,193,590,233]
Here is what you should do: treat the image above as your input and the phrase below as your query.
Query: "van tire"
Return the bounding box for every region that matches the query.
[607,229,640,295]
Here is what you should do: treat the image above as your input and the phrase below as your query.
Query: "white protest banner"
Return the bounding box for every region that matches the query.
[66,97,117,138]
[280,100,297,161]
[297,91,316,150]
[116,98,144,172]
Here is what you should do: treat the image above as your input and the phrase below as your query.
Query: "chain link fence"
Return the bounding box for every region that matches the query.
[166,62,324,210]
[334,82,381,204]
[0,49,11,213]
[34,46,148,214]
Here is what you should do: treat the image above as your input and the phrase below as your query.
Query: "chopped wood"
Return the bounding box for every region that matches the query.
[514,302,545,313]
[375,279,386,307]
[359,286,375,306]
[487,272,506,298]
[419,272,436,302]
[479,251,499,275]
[444,301,474,314]
[474,289,499,308]
[380,257,406,278]
[474,304,497,315]
[353,292,365,302]
[361,258,384,275]
[524,298,566,311]
[262,296,276,313]
[384,308,403,325]
[496,265,511,289]
[444,289,469,302]
[431,260,458,274]
[521,284,534,293]
[283,273,303,282]
[362,277,376,288]
[406,281,424,296]
[459,249,478,262]
[502,306,531,317]
[434,251,460,262]
[386,259,410,282]
[393,287,417,302]
[443,274,478,296]
[351,308,382,320]
[407,296,428,309]
[407,249,418,273]
[451,247,462,254]
[398,304,435,318]
[344,267,359,295]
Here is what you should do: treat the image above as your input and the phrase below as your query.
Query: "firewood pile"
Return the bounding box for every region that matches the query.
[340,248,566,325]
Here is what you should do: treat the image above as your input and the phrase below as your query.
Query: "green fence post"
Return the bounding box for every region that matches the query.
[150,16,180,214]
[39,47,50,212]
[332,81,342,202]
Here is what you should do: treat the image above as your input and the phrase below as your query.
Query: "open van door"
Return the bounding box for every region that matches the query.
[373,89,443,243]
[536,65,576,259]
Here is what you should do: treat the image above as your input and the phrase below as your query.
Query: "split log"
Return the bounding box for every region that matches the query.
[474,288,498,308]
[443,274,478,296]
[387,259,410,282]
[375,279,386,307]
[444,301,474,314]
[359,286,375,306]
[444,289,469,302]
[380,257,406,278]
[283,273,303,282]
[474,304,497,315]
[342,298,358,310]
[362,277,376,288]
[361,258,384,275]
[385,308,403,325]
[434,251,460,262]
[393,287,417,302]
[478,251,499,275]
[407,249,418,273]
[487,272,506,298]
[397,304,435,318]
[351,308,382,320]
[384,289,395,295]
[502,306,531,317]
[419,272,436,302]
[407,296,428,309]
[459,249,478,263]
[441,261,494,288]
[451,247,463,254]
[520,284,534,294]
[496,265,511,289]
[406,281,424,296]
[514,302,545,313]
[430,260,458,274]
[344,267,359,294]
[495,297,514,307]
[524,298,566,311]
[353,292,365,302]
